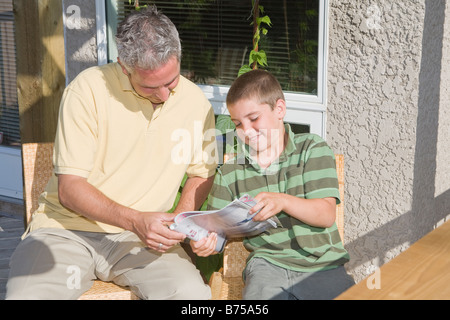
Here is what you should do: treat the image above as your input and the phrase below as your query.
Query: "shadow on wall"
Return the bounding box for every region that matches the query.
[345,0,450,277]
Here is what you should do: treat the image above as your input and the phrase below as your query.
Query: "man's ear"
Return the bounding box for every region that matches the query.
[274,99,287,120]
[117,58,129,76]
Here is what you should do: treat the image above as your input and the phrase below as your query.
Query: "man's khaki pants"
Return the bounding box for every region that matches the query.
[6,228,211,300]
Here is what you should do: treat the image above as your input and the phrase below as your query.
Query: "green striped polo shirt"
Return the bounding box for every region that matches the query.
[207,124,349,272]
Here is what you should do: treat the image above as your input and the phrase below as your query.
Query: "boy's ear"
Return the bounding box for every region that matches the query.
[274,99,287,119]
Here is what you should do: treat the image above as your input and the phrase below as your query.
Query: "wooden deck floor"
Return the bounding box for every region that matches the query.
[0,214,24,299]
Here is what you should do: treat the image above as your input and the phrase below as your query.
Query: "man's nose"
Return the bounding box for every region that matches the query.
[157,86,172,101]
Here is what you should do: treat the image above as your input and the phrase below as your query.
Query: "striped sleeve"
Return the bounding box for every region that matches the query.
[302,136,341,204]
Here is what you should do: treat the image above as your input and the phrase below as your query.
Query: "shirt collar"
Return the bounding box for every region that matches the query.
[115,62,134,92]
[280,123,296,160]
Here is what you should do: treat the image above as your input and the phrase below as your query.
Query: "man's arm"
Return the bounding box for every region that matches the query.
[57,174,186,251]
[172,175,214,214]
[174,175,215,257]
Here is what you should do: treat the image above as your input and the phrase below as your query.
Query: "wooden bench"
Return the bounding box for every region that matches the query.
[208,154,345,300]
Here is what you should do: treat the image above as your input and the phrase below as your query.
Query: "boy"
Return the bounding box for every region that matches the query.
[191,69,354,300]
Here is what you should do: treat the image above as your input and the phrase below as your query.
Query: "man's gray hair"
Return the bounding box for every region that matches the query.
[115,5,181,72]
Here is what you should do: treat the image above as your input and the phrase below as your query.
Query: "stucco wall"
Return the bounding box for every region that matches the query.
[327,0,450,282]
[436,1,450,234]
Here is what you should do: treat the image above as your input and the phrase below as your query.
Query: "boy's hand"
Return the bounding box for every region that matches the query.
[250,192,285,221]
[190,232,219,257]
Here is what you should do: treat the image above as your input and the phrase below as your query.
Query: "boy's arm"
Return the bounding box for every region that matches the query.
[250,193,337,228]
[249,137,339,229]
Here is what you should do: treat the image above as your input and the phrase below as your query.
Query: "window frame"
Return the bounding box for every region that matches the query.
[100,0,329,137]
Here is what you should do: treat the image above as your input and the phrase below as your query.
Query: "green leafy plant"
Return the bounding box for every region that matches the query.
[218,1,273,149]
[238,0,272,76]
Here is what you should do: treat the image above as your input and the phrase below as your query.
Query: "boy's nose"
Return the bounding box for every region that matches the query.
[242,125,256,137]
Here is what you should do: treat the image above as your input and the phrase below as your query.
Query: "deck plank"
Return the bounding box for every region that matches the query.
[0,214,24,300]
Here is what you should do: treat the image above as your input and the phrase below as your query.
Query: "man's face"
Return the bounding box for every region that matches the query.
[121,56,181,105]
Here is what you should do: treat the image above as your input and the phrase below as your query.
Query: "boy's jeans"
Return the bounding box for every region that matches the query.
[243,257,355,300]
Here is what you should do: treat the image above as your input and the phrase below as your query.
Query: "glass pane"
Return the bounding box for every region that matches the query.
[117,0,319,94]
[289,122,310,134]
[0,2,20,147]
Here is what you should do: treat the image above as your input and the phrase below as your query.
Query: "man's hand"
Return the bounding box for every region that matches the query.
[131,212,186,252]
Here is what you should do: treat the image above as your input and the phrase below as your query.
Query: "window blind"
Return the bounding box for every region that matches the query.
[0,0,20,147]
[115,0,319,94]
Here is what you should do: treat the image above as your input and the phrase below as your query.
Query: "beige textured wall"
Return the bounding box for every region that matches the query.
[327,0,450,282]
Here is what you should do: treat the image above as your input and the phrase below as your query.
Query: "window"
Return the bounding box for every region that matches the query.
[0,1,20,147]
[104,0,328,137]
[0,0,22,200]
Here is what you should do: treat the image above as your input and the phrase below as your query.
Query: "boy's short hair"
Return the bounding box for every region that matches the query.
[226,69,285,109]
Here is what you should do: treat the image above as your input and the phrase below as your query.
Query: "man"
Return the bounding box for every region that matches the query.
[6,6,216,300]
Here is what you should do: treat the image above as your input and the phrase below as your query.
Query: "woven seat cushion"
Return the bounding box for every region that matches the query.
[209,272,244,300]
[78,281,138,300]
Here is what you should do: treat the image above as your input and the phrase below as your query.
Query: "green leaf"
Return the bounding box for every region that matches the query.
[249,50,268,67]
[249,50,257,64]
[215,114,235,134]
[258,15,272,27]
[253,28,260,41]
[238,64,252,77]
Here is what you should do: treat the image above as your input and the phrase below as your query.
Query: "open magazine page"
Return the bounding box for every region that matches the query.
[170,194,277,252]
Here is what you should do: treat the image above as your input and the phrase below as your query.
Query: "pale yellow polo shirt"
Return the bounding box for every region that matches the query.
[27,63,217,234]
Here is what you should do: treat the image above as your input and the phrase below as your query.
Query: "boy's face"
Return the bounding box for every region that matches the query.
[228,98,286,154]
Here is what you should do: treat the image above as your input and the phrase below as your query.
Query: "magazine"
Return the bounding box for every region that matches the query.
[170,194,278,252]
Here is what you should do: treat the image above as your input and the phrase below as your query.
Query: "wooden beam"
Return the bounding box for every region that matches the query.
[14,0,65,143]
